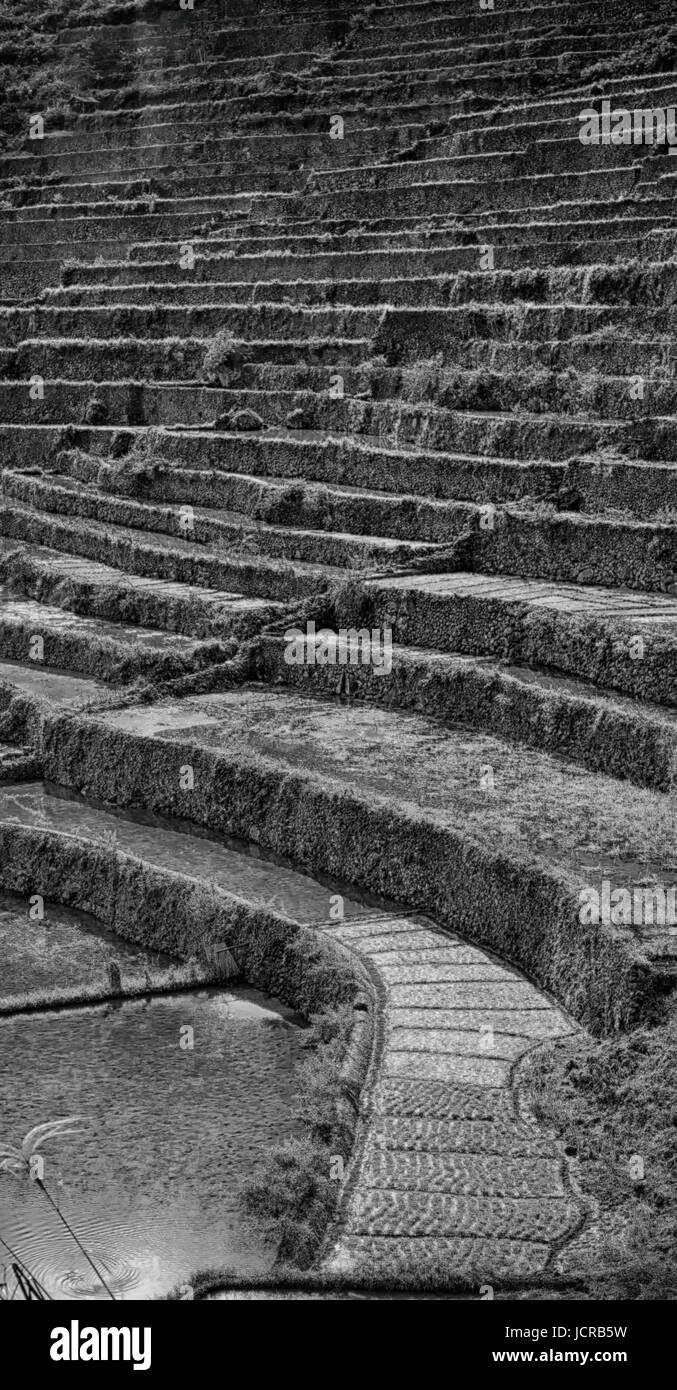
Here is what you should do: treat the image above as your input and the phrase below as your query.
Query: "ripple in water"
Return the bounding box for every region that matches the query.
[0,989,305,1299]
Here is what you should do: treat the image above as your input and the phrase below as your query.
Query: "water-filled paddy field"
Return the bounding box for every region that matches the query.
[0,780,382,1298]
[0,981,306,1299]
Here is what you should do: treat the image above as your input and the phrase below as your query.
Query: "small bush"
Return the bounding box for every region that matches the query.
[240,1006,356,1268]
[201,330,252,386]
[97,429,165,496]
[241,1136,336,1268]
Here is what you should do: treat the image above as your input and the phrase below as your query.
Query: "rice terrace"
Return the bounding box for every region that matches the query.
[0,0,676,1309]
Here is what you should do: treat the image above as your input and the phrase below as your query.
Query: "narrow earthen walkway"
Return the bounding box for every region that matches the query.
[319,913,587,1285]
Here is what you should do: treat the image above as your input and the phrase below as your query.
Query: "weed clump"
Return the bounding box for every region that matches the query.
[82,395,108,426]
[201,329,252,386]
[240,1006,357,1268]
[521,1013,677,1299]
[97,429,165,496]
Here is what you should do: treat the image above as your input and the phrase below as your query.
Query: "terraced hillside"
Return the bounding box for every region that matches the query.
[1,0,677,1295]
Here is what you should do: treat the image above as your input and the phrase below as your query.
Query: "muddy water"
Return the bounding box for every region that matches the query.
[0,987,305,1299]
[0,781,382,1298]
[0,780,387,923]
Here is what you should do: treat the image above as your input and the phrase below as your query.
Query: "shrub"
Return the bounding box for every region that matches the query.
[240,1006,356,1268]
[97,429,165,496]
[201,330,252,386]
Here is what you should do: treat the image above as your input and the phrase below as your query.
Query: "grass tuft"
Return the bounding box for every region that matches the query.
[520,1012,677,1299]
[239,1005,356,1269]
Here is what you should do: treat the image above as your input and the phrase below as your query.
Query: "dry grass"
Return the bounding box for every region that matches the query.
[520,1009,677,1299]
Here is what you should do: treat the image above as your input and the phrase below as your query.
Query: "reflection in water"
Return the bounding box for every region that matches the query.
[0,780,383,924]
[0,989,305,1299]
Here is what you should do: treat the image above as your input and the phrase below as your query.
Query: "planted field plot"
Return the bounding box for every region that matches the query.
[0,0,676,1310]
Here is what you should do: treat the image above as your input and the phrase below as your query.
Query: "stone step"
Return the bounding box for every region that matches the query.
[132,11,649,70]
[124,211,676,258]
[0,337,372,383]
[0,64,618,144]
[362,571,677,707]
[0,240,121,266]
[54,7,522,64]
[130,235,666,276]
[0,100,504,160]
[3,166,673,240]
[9,34,672,130]
[16,46,618,132]
[4,367,674,444]
[457,110,677,155]
[225,181,674,227]
[372,298,677,361]
[9,298,677,352]
[8,73,671,161]
[0,500,342,604]
[42,442,677,531]
[54,242,673,293]
[7,381,669,466]
[46,258,677,312]
[0,469,437,571]
[449,70,677,134]
[3,211,666,284]
[4,134,646,209]
[0,122,430,183]
[0,593,232,685]
[310,153,670,199]
[0,230,664,301]
[4,376,677,479]
[2,162,303,204]
[2,421,668,514]
[346,3,675,48]
[49,449,549,541]
[7,458,675,596]
[0,302,380,345]
[54,0,675,52]
[39,681,677,1030]
[1,95,665,192]
[144,371,677,434]
[12,56,677,151]
[4,70,672,183]
[45,30,625,106]
[258,635,677,793]
[120,213,677,275]
[0,541,282,642]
